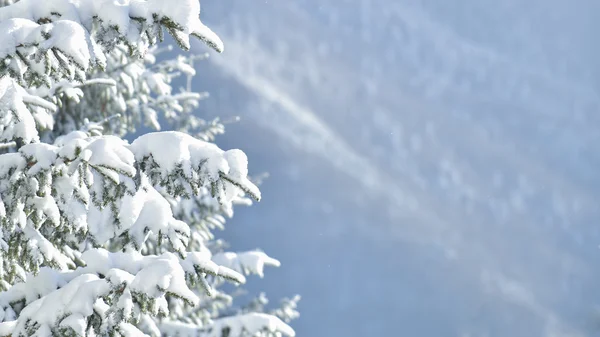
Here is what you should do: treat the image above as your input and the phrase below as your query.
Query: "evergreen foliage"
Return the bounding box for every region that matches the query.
[0,1,298,336]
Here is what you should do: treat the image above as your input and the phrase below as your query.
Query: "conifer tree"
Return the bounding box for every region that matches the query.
[0,0,298,336]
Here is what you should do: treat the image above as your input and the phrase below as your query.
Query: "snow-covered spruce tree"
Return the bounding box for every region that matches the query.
[0,1,298,336]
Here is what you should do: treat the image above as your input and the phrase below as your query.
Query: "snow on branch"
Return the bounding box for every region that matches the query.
[0,41,217,145]
[0,77,55,144]
[158,313,295,337]
[0,0,222,86]
[0,130,260,282]
[0,18,101,85]
[212,251,281,278]
[130,131,261,203]
[0,0,223,51]
[0,2,298,336]
[0,249,244,337]
[204,313,295,337]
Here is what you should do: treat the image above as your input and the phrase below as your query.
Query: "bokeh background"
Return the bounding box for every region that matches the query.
[189,1,598,336]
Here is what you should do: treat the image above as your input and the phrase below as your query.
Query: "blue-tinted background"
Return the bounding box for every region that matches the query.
[190,1,599,336]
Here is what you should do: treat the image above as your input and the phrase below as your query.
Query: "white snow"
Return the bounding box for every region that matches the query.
[0,196,5,218]
[0,18,39,60]
[43,20,93,69]
[0,129,258,253]
[0,0,223,52]
[0,18,92,71]
[212,251,281,278]
[10,274,110,337]
[130,131,261,204]
[207,313,295,337]
[0,153,26,178]
[0,77,39,144]
[0,321,15,336]
[182,251,246,285]
[130,131,227,181]
[77,0,132,34]
[59,313,87,336]
[85,136,136,177]
[128,253,197,304]
[22,226,72,270]
[0,246,248,335]
[21,94,57,112]
[159,320,200,337]
[159,313,295,337]
[119,322,147,337]
[18,143,58,175]
[0,1,295,336]
[191,21,224,53]
[117,178,188,249]
[29,195,60,226]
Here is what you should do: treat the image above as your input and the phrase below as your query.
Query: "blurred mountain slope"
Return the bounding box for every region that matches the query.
[191,1,600,336]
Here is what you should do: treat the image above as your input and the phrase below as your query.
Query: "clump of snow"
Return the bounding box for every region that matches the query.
[0,0,223,53]
[119,322,147,337]
[117,176,190,253]
[42,20,93,69]
[182,251,246,285]
[212,251,281,278]
[130,131,261,203]
[0,18,39,60]
[0,321,15,336]
[21,94,57,112]
[0,78,55,147]
[130,131,227,181]
[0,77,39,144]
[18,143,58,175]
[85,135,136,177]
[0,247,247,336]
[159,313,295,337]
[0,18,93,70]
[77,0,132,34]
[10,274,110,337]
[159,320,201,337]
[0,152,25,177]
[222,149,261,202]
[191,21,224,53]
[222,149,249,180]
[139,0,200,36]
[0,129,257,259]
[207,313,295,337]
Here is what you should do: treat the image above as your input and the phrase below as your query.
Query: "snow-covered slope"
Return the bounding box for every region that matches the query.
[192,1,600,336]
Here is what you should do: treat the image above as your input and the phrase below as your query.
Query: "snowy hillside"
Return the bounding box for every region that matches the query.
[191,1,600,336]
